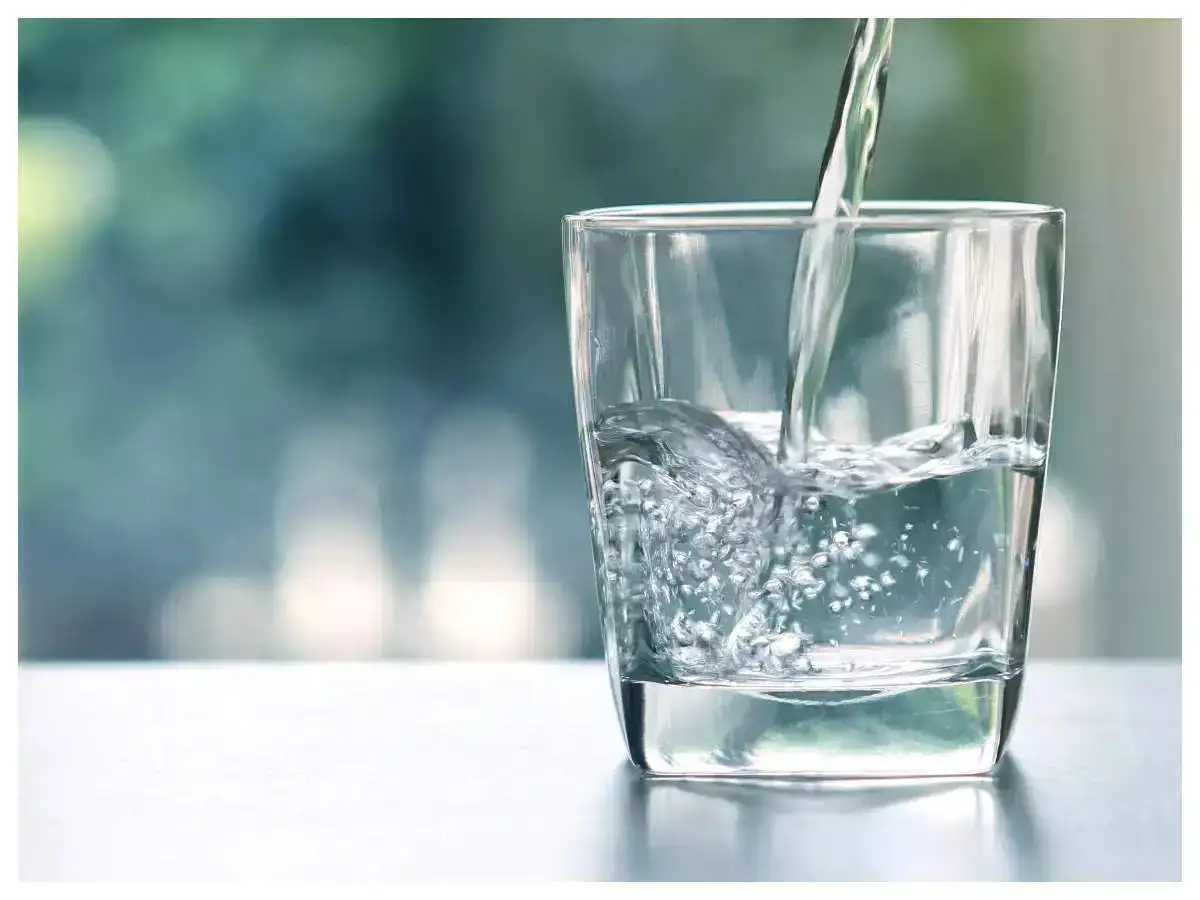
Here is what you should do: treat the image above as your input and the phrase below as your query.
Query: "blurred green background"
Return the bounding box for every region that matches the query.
[17,19,1181,661]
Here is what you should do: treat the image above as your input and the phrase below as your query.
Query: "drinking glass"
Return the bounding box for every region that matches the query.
[563,201,1065,778]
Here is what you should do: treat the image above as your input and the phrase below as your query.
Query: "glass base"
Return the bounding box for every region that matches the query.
[618,671,1022,779]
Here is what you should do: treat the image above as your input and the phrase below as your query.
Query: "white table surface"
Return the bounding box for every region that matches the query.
[19,660,1181,881]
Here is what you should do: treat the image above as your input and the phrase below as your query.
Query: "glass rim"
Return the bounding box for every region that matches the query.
[565,200,1064,230]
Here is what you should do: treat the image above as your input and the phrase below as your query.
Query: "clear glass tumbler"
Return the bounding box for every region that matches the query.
[564,201,1065,779]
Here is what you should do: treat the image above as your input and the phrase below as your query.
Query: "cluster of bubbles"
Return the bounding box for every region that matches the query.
[591,401,1021,683]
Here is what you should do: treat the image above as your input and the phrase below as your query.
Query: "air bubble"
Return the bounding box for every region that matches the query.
[793,566,819,587]
[769,632,804,658]
[852,523,879,541]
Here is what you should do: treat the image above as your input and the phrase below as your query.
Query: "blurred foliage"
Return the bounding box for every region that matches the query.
[18,19,1033,659]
